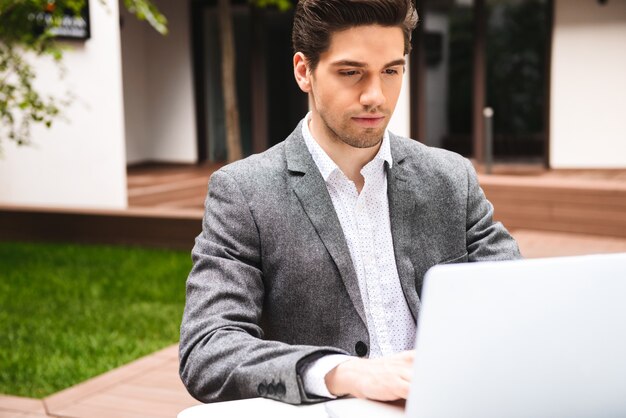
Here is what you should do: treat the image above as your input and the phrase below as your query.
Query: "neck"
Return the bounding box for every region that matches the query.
[308,113,381,191]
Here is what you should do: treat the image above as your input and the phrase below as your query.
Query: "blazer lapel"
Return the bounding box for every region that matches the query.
[285,125,368,329]
[387,134,422,321]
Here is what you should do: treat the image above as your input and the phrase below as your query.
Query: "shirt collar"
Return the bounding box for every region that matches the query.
[301,112,393,182]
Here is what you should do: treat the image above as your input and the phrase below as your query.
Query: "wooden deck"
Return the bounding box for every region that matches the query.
[1,163,626,417]
[127,163,221,213]
[477,166,626,238]
[1,162,625,249]
[0,345,200,418]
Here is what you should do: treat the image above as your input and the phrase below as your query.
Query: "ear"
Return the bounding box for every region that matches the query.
[293,52,312,93]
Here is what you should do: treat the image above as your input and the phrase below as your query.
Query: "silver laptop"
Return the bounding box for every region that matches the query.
[326,253,626,418]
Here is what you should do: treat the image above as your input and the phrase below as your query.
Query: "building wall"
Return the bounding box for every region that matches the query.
[0,0,128,209]
[388,57,412,138]
[551,0,626,168]
[120,0,197,165]
[120,2,149,164]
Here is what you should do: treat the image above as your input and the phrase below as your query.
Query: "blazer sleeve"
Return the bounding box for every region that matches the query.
[463,159,522,261]
[179,169,346,405]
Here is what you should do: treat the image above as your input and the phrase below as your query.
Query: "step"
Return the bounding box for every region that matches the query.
[479,175,626,238]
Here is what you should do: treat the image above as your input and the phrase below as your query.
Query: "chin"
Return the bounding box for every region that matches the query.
[340,131,385,149]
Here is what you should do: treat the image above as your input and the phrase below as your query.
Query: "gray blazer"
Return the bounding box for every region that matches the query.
[179,121,521,405]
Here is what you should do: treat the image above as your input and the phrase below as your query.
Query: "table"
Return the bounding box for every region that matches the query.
[178,397,404,418]
[178,398,327,418]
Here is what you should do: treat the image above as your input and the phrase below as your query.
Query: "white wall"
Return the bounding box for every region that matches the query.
[388,57,412,138]
[120,3,149,164]
[551,0,626,168]
[0,0,128,209]
[120,0,197,164]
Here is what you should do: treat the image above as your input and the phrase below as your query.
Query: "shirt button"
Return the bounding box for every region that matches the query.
[355,341,368,357]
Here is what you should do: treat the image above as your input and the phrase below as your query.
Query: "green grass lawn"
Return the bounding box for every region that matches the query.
[0,241,191,398]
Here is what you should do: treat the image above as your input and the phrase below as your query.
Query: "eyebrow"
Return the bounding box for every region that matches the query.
[331,58,406,68]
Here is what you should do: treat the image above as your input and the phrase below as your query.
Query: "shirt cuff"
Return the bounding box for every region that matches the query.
[300,354,353,398]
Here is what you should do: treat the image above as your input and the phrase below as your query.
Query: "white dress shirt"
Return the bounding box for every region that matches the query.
[299,114,417,398]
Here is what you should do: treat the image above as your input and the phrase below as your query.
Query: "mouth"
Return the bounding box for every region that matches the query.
[351,115,385,128]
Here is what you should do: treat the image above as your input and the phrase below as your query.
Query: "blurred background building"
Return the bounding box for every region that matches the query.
[0,0,624,211]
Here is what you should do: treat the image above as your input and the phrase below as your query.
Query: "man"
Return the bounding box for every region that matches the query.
[180,0,521,406]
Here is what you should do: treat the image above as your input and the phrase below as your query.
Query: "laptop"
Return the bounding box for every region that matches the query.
[326,253,626,418]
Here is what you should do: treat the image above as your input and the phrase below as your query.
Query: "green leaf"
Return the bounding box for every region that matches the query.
[123,0,169,35]
[0,0,168,151]
[250,0,293,11]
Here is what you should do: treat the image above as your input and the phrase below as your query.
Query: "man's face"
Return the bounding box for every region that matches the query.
[299,25,405,149]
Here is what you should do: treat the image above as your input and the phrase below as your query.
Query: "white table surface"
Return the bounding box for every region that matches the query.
[177,397,404,418]
[177,397,328,418]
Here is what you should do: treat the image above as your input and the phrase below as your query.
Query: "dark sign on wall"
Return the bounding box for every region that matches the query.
[31,3,91,40]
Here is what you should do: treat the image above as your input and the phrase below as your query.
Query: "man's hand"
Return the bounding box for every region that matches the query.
[324,350,415,401]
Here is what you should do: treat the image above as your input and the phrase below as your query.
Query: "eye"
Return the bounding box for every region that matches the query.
[384,68,399,75]
[339,70,359,77]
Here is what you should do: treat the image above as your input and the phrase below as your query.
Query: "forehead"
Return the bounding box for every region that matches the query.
[321,25,405,66]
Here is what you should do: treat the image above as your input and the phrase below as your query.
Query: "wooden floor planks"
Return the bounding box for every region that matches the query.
[0,396,48,418]
[127,163,220,212]
[41,345,200,418]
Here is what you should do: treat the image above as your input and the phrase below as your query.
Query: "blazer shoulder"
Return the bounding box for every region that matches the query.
[214,141,288,187]
[391,133,471,177]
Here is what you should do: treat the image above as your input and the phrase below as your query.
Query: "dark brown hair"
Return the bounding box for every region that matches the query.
[292,0,419,70]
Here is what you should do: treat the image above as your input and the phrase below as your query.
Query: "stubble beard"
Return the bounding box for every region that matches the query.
[318,109,389,149]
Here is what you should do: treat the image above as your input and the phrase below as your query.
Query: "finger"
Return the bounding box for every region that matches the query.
[398,367,413,382]
[392,379,411,399]
[384,363,413,381]
[365,385,404,402]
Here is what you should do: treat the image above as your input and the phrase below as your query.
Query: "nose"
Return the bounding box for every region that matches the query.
[360,75,386,109]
